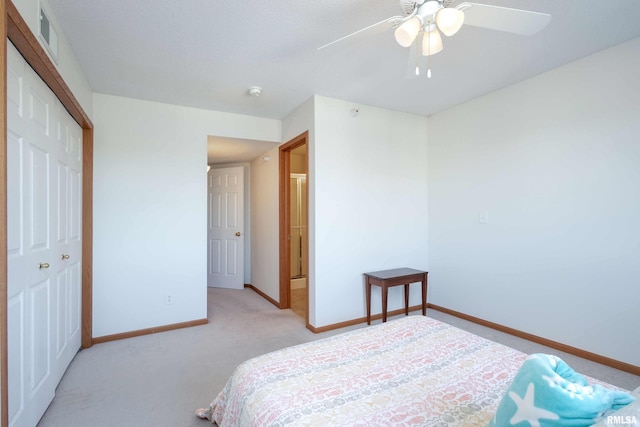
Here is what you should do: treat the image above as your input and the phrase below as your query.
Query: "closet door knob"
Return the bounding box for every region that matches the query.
[61,254,70,260]
[235,232,241,237]
[39,262,50,269]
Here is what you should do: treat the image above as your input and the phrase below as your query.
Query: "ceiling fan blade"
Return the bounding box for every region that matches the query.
[318,15,404,50]
[463,3,551,36]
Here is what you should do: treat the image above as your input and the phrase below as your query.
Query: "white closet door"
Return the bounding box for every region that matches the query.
[6,42,82,427]
[51,95,83,385]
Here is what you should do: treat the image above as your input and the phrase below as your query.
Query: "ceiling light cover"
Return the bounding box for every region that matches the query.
[422,28,443,56]
[436,8,465,36]
[394,16,422,47]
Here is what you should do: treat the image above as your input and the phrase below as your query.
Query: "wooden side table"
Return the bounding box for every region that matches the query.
[364,268,428,325]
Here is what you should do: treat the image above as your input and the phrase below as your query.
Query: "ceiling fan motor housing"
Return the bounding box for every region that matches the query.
[401,0,444,17]
[418,1,444,21]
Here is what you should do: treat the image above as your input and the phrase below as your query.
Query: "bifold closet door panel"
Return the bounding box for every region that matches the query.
[6,41,82,427]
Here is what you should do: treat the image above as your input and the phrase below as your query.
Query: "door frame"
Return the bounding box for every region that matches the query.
[278,132,308,323]
[2,3,95,426]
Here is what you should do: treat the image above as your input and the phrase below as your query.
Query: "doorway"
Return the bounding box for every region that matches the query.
[279,132,309,323]
[289,170,307,317]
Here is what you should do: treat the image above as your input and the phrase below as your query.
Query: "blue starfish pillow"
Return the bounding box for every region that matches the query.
[490,353,635,427]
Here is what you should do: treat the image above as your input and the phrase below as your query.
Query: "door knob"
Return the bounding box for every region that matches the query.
[235,232,241,237]
[61,254,70,260]
[39,262,50,269]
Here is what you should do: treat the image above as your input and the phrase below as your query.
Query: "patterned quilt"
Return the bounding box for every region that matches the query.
[196,315,530,426]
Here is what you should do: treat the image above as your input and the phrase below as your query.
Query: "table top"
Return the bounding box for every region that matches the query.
[363,268,427,279]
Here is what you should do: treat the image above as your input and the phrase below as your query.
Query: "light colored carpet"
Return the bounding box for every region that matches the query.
[37,288,359,427]
[37,287,639,427]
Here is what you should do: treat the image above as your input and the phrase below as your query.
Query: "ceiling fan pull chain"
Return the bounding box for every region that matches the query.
[427,29,432,78]
[415,33,422,76]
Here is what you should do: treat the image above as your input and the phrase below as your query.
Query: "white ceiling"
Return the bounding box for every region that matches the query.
[48,0,640,161]
[206,135,279,165]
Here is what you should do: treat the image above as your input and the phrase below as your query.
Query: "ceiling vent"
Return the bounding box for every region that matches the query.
[39,8,59,62]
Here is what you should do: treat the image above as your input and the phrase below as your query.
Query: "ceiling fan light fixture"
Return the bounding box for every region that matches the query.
[394,16,422,47]
[421,28,443,56]
[436,7,465,36]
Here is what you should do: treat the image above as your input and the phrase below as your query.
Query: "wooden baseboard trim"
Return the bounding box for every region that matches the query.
[246,284,282,308]
[428,303,640,376]
[248,288,638,375]
[92,318,209,345]
[308,305,424,334]
[246,286,425,334]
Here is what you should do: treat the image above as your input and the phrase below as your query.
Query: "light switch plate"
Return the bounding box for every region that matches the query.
[479,211,489,224]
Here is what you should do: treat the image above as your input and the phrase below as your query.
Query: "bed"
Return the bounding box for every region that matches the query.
[196,315,636,427]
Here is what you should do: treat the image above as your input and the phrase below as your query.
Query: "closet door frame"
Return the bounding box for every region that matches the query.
[2,3,95,426]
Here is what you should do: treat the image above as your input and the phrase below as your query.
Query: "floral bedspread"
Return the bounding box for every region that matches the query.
[196,315,528,426]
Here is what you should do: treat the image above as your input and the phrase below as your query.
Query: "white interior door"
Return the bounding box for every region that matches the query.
[207,167,244,289]
[7,42,82,427]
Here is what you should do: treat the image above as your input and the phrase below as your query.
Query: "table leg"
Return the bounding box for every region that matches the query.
[421,274,427,316]
[404,284,409,316]
[382,285,388,323]
[366,279,371,325]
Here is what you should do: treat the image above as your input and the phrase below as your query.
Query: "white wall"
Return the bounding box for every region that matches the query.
[262,96,430,328]
[282,97,316,318]
[249,149,281,301]
[428,38,640,366]
[93,94,281,337]
[248,97,316,305]
[313,96,429,327]
[12,0,93,117]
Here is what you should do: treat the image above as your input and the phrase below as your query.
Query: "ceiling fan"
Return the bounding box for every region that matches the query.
[318,0,551,78]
